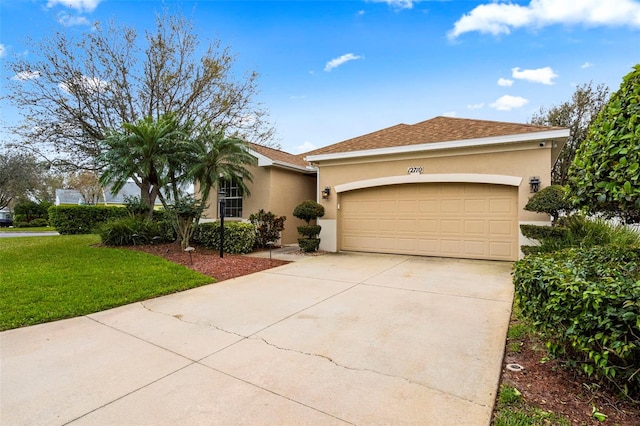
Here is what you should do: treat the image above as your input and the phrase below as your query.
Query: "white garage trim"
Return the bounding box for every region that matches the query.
[334,174,522,193]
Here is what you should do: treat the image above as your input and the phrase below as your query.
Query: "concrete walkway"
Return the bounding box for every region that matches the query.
[1,253,514,425]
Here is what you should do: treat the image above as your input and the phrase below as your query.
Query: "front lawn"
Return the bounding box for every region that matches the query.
[0,235,213,331]
[0,227,57,233]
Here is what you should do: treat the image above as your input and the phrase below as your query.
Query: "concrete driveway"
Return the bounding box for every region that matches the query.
[1,253,514,425]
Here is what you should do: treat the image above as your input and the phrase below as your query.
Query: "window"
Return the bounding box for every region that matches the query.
[220,179,243,218]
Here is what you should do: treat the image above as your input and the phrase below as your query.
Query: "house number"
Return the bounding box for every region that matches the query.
[407,166,423,174]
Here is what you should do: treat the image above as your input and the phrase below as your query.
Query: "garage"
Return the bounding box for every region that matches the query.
[340,182,519,261]
[304,116,570,260]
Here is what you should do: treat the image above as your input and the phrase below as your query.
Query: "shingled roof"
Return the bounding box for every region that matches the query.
[304,116,565,156]
[248,142,310,169]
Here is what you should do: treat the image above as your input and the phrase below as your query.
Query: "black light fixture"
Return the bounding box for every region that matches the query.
[321,186,331,199]
[218,189,226,258]
[529,176,541,193]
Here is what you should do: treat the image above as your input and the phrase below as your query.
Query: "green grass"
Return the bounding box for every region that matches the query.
[0,235,213,331]
[494,385,570,426]
[0,226,56,233]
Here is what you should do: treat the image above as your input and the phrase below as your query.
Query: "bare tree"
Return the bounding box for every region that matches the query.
[5,9,276,171]
[530,82,609,186]
[67,171,103,204]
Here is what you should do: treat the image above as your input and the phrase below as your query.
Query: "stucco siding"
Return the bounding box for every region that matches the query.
[270,168,317,244]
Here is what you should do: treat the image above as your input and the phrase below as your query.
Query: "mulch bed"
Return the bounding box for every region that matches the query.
[498,335,640,425]
[128,243,290,281]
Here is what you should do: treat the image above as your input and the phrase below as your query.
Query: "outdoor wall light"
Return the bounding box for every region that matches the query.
[529,176,541,193]
[322,186,331,199]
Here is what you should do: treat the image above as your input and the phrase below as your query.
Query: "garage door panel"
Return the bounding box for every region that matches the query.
[489,220,514,236]
[465,220,486,235]
[440,219,462,234]
[340,183,518,261]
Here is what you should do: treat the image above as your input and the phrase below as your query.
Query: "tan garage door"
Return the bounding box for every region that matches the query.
[340,183,518,261]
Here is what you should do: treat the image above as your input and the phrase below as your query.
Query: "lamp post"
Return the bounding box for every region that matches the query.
[218,189,226,258]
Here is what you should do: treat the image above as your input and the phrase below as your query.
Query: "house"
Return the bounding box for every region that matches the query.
[304,116,569,261]
[200,143,317,245]
[55,182,163,207]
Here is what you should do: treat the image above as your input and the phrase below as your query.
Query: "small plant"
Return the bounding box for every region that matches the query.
[293,200,325,252]
[98,217,167,246]
[498,385,522,407]
[249,209,286,248]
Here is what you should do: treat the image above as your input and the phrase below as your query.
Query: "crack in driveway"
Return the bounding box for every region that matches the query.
[137,301,489,409]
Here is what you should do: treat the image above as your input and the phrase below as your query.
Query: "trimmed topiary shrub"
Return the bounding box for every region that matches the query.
[524,185,572,224]
[49,205,128,234]
[297,225,321,238]
[293,200,325,252]
[293,200,325,224]
[514,245,640,399]
[192,222,256,254]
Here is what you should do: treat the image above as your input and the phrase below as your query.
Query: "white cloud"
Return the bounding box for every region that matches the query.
[0,44,6,58]
[12,70,41,81]
[448,0,640,39]
[367,0,416,10]
[324,53,364,72]
[57,13,91,27]
[512,66,558,85]
[357,10,365,16]
[292,141,317,154]
[581,61,594,69]
[467,102,485,109]
[497,78,514,87]
[59,75,108,94]
[46,0,101,13]
[490,95,529,111]
[442,111,457,118]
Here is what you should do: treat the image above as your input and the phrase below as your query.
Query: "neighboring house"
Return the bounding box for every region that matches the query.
[304,116,569,261]
[200,143,317,245]
[55,182,163,207]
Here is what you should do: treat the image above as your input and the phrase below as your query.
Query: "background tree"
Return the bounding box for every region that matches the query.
[0,152,45,210]
[67,171,103,205]
[567,65,640,223]
[530,82,609,185]
[5,9,275,172]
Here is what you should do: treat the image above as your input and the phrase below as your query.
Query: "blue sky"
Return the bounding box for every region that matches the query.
[1,0,639,154]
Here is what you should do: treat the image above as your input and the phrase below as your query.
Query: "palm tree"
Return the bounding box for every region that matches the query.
[189,126,257,209]
[98,115,189,218]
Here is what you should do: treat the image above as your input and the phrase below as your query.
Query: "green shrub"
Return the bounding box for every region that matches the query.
[49,205,128,234]
[293,200,325,224]
[13,214,26,224]
[249,209,286,248]
[297,225,321,238]
[514,245,640,398]
[14,222,30,228]
[524,185,572,224]
[29,218,49,227]
[560,215,640,248]
[298,238,320,252]
[520,224,569,241]
[192,222,256,254]
[98,217,167,246]
[14,200,52,222]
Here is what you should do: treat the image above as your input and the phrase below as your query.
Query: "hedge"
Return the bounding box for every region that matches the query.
[49,205,128,234]
[192,222,256,254]
[514,245,640,398]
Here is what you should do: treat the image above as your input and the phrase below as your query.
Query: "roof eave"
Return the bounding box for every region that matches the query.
[305,129,570,162]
